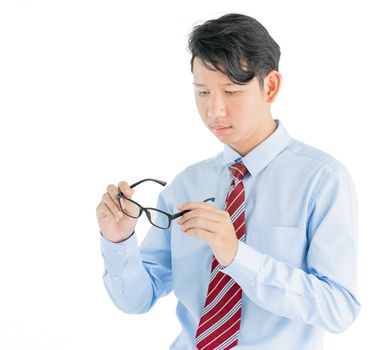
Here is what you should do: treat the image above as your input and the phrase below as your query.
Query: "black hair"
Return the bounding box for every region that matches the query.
[187,13,281,89]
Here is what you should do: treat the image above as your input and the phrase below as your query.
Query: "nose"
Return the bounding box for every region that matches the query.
[207,92,227,119]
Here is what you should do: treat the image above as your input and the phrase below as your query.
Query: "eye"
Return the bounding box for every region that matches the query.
[197,91,239,96]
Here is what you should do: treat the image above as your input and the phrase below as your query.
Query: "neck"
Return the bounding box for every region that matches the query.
[234,118,277,156]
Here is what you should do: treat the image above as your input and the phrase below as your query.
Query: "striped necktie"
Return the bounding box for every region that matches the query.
[195,161,249,350]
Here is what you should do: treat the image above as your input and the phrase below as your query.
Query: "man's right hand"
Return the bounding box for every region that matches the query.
[96,181,139,243]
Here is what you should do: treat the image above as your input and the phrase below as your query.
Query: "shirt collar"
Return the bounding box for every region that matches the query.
[223,119,291,177]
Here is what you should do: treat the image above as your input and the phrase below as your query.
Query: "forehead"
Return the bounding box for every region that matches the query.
[192,56,234,85]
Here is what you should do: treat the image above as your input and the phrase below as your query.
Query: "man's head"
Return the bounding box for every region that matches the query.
[187,13,282,156]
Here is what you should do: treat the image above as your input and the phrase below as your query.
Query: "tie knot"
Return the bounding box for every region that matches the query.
[230,161,249,181]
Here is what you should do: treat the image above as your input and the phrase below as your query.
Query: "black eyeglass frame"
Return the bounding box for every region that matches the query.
[116,178,215,229]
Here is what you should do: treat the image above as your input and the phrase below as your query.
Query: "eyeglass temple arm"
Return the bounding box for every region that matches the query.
[171,197,215,220]
[117,178,166,199]
[130,178,167,188]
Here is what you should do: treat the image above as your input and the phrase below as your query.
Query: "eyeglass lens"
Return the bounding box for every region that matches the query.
[119,197,171,229]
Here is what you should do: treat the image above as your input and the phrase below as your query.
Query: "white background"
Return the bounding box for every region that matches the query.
[1,0,391,349]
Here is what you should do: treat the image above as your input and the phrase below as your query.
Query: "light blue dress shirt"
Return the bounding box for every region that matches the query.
[100,119,361,349]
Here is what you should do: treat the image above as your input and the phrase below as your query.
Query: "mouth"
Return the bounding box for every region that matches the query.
[212,126,232,134]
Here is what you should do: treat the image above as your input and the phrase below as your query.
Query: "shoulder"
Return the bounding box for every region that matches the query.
[280,138,356,200]
[284,138,349,176]
[284,138,357,206]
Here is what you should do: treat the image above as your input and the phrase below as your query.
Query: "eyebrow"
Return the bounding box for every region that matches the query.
[193,82,236,87]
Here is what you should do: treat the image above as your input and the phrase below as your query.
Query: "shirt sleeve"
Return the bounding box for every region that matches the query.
[100,184,174,314]
[221,165,361,333]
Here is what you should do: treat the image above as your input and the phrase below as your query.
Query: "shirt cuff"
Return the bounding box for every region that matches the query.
[220,240,265,286]
[100,231,139,276]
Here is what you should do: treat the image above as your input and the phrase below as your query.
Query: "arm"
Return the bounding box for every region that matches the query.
[221,165,361,333]
[100,186,173,314]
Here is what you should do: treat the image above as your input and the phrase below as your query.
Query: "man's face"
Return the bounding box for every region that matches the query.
[192,56,278,156]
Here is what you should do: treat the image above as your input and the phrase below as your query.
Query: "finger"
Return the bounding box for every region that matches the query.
[102,192,123,218]
[177,201,224,217]
[96,202,112,219]
[183,227,214,241]
[106,184,122,207]
[118,181,134,198]
[177,208,222,225]
[181,216,222,234]
[102,202,122,223]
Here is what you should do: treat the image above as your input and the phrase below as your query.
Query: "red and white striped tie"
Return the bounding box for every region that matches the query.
[195,161,249,350]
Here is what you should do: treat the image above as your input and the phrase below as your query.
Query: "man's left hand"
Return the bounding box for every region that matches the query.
[176,201,238,267]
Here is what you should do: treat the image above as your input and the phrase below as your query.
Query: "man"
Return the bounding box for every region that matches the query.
[96,12,360,349]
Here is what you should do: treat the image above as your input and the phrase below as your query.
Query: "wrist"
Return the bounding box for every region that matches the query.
[100,230,135,243]
[221,239,239,268]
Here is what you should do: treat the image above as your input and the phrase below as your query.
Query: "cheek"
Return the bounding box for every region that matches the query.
[229,101,247,123]
[195,98,205,114]
[236,96,260,117]
[195,100,210,124]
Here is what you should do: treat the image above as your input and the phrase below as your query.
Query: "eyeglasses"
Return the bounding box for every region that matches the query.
[116,178,215,229]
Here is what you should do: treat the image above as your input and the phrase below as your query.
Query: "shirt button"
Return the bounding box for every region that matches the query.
[113,275,119,280]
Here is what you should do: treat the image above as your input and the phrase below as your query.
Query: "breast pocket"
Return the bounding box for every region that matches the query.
[246,225,306,267]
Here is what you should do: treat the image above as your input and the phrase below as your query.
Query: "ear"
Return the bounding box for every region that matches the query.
[264,70,282,103]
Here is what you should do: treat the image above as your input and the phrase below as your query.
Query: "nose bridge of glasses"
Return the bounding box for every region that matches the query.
[118,184,216,228]
[144,206,171,229]
[143,206,152,219]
